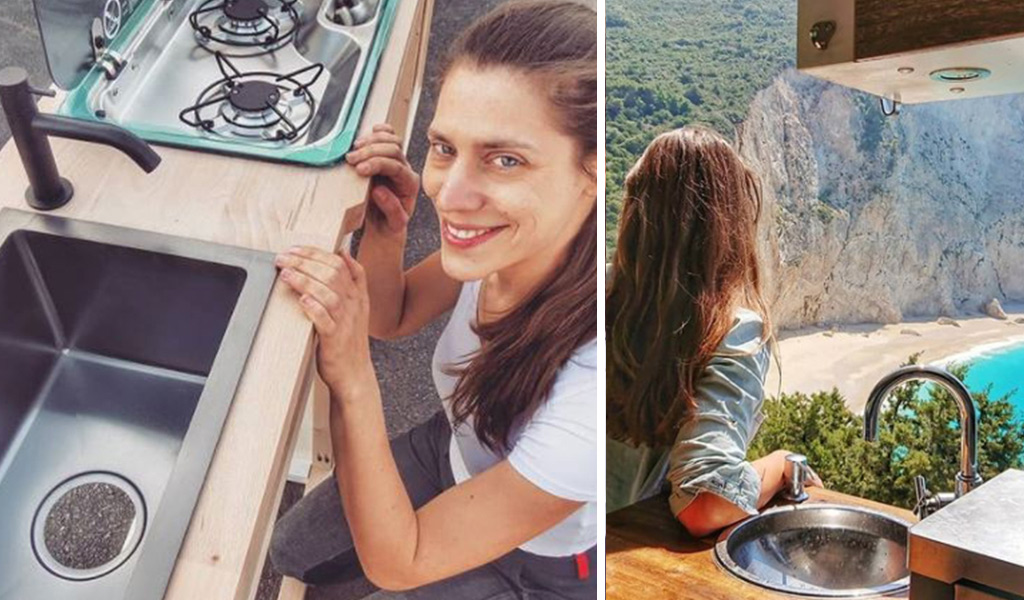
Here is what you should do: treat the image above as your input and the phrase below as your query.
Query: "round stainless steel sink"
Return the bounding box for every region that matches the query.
[714,504,911,597]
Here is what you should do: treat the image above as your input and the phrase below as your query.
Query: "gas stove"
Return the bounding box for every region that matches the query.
[39,0,396,165]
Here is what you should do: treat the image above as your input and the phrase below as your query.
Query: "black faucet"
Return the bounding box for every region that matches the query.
[0,66,161,211]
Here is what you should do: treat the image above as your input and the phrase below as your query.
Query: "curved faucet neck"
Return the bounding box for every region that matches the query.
[864,365,982,496]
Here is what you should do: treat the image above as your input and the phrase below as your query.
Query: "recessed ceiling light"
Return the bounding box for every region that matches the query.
[930,67,991,83]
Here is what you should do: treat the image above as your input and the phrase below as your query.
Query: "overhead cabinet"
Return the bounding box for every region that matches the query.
[797,0,1024,104]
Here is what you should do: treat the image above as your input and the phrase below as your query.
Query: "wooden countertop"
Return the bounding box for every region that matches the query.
[607,488,917,600]
[0,0,430,597]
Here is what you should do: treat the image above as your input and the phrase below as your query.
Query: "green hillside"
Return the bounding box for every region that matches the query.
[606,0,797,252]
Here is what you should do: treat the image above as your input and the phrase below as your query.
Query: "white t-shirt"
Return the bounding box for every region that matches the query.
[431,280,597,557]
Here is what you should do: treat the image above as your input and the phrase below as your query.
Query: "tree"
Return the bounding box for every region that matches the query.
[749,356,1024,509]
[604,0,799,254]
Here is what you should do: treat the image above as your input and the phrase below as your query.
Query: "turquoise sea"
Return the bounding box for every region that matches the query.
[941,340,1024,421]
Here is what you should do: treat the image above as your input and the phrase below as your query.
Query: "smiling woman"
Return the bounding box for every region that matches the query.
[267,2,597,598]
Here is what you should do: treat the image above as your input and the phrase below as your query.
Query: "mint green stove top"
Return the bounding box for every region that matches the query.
[42,0,398,166]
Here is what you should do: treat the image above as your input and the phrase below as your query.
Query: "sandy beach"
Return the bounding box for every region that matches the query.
[766,303,1024,413]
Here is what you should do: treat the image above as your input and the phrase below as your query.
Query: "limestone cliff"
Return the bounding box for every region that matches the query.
[737,70,1024,329]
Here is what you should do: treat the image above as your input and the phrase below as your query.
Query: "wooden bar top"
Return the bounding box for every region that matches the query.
[607,488,917,600]
[0,0,427,597]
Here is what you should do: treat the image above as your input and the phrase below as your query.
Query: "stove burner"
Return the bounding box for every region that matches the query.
[223,0,267,22]
[189,0,300,56]
[179,53,324,143]
[228,80,280,112]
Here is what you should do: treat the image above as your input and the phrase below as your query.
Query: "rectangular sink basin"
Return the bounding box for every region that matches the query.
[0,209,276,600]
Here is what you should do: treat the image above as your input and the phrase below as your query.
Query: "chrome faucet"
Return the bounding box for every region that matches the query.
[782,453,811,503]
[864,365,983,519]
[0,66,161,211]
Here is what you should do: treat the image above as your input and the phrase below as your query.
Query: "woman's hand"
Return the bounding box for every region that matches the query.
[275,246,375,398]
[346,123,420,236]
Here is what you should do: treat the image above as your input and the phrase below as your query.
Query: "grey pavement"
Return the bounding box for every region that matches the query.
[0,1,52,146]
[0,1,504,599]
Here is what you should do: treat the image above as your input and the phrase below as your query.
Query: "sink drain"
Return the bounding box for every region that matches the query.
[31,472,147,581]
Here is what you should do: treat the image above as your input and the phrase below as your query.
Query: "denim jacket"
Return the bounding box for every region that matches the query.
[606,308,771,516]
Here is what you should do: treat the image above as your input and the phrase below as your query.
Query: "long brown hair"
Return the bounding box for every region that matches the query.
[443,0,597,453]
[607,126,771,449]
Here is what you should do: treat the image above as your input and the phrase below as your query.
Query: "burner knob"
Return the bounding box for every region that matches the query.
[333,6,354,26]
[334,0,374,25]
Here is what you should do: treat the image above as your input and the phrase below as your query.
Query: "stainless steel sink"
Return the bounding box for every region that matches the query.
[0,209,276,600]
[714,504,912,598]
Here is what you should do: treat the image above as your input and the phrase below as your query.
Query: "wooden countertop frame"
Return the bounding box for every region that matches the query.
[0,0,433,597]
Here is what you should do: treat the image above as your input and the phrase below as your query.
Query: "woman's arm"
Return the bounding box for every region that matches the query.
[676,449,813,538]
[345,124,461,339]
[331,372,582,589]
[362,248,461,340]
[277,247,584,589]
[667,313,820,538]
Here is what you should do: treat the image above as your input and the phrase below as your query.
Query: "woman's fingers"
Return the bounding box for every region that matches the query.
[338,248,366,290]
[338,250,369,319]
[346,127,419,231]
[346,141,406,164]
[371,186,410,231]
[351,123,396,146]
[280,267,342,312]
[298,294,336,336]
[351,131,403,151]
[280,246,363,298]
[276,252,340,289]
[352,156,410,179]
[286,245,345,270]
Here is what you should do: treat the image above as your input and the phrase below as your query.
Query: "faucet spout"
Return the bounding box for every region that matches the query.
[864,365,983,498]
[34,114,161,173]
[0,66,161,211]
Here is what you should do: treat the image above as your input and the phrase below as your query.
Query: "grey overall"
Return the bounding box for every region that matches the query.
[269,411,597,599]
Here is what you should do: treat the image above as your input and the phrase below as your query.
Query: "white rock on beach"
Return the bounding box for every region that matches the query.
[984,298,1008,320]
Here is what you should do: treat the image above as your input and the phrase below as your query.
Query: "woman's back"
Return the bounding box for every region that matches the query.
[606,308,769,513]
[605,126,812,536]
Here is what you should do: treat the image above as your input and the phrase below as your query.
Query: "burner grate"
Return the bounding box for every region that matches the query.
[188,0,301,56]
[179,53,325,143]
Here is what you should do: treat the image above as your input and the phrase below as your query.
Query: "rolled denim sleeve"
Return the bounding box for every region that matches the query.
[666,310,771,517]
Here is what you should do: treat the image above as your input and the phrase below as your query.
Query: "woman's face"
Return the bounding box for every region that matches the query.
[422,64,595,285]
